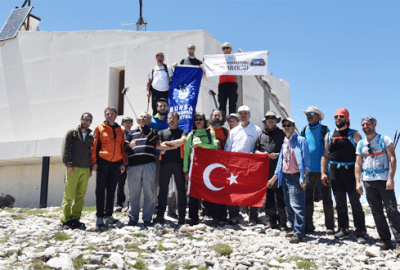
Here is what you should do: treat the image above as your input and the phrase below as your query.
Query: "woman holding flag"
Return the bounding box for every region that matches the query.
[183,112,218,225]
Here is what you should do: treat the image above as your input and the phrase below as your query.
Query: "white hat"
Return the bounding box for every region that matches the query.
[302,106,325,120]
[262,111,281,123]
[282,118,296,125]
[221,42,232,48]
[237,105,250,113]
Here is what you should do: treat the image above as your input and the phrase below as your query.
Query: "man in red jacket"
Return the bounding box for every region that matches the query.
[92,107,126,230]
[218,42,238,115]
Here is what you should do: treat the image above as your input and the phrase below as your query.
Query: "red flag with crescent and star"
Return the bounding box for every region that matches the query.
[189,148,270,207]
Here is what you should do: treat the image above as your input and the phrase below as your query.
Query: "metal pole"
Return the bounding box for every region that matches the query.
[39,156,50,208]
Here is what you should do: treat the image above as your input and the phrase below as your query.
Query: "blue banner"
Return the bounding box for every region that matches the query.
[168,66,203,134]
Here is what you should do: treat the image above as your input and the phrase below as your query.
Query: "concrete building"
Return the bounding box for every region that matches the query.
[0,30,290,207]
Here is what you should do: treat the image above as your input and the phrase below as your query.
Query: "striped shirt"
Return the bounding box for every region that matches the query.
[126,125,158,166]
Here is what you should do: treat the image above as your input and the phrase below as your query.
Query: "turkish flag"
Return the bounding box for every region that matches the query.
[189,148,270,207]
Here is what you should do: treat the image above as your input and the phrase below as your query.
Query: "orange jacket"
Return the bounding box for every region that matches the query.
[91,122,126,164]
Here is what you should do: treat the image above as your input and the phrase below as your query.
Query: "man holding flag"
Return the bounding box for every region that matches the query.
[224,105,262,225]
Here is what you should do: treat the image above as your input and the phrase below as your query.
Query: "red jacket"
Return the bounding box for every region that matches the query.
[91,122,126,164]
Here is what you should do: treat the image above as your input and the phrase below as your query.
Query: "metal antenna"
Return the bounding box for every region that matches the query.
[121,0,147,31]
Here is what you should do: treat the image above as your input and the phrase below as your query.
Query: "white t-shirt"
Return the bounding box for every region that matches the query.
[224,122,262,153]
[356,134,392,181]
[148,65,173,91]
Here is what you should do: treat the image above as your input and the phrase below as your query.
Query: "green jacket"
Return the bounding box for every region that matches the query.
[183,129,218,172]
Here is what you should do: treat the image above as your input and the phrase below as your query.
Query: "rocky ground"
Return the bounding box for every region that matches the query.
[0,202,399,270]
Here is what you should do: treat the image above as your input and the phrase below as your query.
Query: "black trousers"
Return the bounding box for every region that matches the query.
[116,171,127,207]
[189,197,199,221]
[305,172,334,230]
[203,201,227,220]
[95,158,121,218]
[150,87,169,116]
[265,185,287,225]
[218,82,238,115]
[156,162,186,220]
[331,166,366,233]
[365,180,400,242]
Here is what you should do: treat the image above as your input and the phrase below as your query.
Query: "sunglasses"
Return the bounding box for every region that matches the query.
[188,47,195,50]
[334,115,345,119]
[367,143,374,155]
[265,116,276,120]
[306,112,317,116]
[282,124,293,128]
[222,47,231,50]
[82,118,92,123]
[194,118,204,122]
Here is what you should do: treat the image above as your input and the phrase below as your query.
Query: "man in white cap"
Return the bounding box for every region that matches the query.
[301,106,335,235]
[218,42,238,115]
[227,113,239,130]
[225,105,262,224]
[255,111,287,229]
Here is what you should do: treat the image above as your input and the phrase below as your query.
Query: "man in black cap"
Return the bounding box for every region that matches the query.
[147,52,174,116]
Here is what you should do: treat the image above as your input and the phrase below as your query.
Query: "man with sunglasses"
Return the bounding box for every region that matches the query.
[321,109,366,243]
[225,105,262,225]
[147,52,174,116]
[355,117,400,251]
[178,44,203,66]
[267,118,310,243]
[218,42,238,115]
[61,112,94,230]
[301,106,335,235]
[255,111,286,230]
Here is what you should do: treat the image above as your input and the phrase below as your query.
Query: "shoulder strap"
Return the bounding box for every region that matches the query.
[358,138,365,154]
[206,129,212,144]
[348,129,356,148]
[222,127,228,138]
[301,126,306,137]
[378,134,386,151]
[189,131,194,145]
[328,130,335,146]
[163,64,169,77]
[321,125,328,138]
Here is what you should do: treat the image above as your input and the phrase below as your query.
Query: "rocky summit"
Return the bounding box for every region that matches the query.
[0,202,399,270]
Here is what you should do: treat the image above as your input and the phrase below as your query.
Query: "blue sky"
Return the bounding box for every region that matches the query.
[1,0,399,200]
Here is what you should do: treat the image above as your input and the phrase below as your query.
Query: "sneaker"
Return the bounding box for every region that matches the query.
[289,235,304,244]
[114,206,123,212]
[356,231,367,244]
[143,221,152,227]
[305,224,315,234]
[153,216,166,224]
[188,219,199,226]
[62,220,75,230]
[248,219,257,226]
[279,225,289,232]
[378,239,393,250]
[335,228,350,239]
[127,219,137,226]
[178,218,186,225]
[71,220,86,230]
[104,216,123,228]
[167,212,179,220]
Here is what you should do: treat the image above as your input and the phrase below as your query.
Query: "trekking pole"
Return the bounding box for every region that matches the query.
[146,88,151,112]
[121,87,138,119]
[209,90,219,108]
[395,130,400,149]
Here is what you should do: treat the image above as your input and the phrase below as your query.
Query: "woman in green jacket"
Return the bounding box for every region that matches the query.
[184,113,218,225]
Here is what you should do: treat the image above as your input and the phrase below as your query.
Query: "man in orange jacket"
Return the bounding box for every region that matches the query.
[92,107,126,230]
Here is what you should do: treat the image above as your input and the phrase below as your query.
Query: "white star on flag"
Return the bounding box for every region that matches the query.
[227,173,238,186]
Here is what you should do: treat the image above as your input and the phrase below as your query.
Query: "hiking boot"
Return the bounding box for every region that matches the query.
[305,224,315,234]
[396,242,400,253]
[378,239,393,250]
[143,221,152,227]
[153,216,166,224]
[71,220,86,230]
[178,218,186,225]
[62,220,75,230]
[356,231,367,244]
[104,216,123,228]
[289,235,304,244]
[248,219,257,226]
[335,228,350,239]
[127,219,137,226]
[96,218,108,231]
[279,225,289,232]
[114,205,123,212]
[285,232,294,238]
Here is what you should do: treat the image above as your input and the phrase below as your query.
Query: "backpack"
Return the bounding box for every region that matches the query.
[151,64,170,86]
[357,134,387,157]
[68,130,78,162]
[190,129,212,145]
[301,125,327,142]
[328,129,356,148]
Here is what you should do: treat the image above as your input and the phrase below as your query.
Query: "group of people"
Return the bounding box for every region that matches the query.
[59,41,400,251]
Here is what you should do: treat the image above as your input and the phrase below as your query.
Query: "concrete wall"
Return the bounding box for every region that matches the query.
[0,30,290,207]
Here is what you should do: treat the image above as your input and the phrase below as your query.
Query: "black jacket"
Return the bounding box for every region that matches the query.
[255,127,285,178]
[62,126,93,168]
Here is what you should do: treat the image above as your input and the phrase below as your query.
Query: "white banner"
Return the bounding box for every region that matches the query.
[203,51,268,77]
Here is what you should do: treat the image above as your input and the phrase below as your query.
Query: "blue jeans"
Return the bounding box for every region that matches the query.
[282,173,306,238]
[127,162,156,222]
